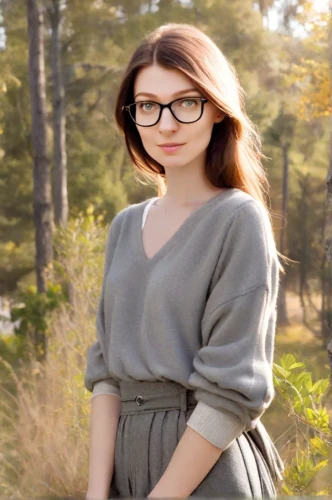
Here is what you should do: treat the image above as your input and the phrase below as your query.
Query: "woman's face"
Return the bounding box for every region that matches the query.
[132,64,224,170]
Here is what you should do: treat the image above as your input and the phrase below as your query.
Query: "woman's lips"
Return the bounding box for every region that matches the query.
[159,144,184,153]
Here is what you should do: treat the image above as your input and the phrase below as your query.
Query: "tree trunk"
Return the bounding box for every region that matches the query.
[326,1,332,381]
[325,112,332,379]
[298,176,309,326]
[321,191,331,350]
[277,143,290,327]
[49,0,68,227]
[27,0,53,361]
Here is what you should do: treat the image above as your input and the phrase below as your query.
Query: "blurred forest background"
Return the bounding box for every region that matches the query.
[0,0,331,498]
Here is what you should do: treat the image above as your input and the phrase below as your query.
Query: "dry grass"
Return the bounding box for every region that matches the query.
[0,216,107,499]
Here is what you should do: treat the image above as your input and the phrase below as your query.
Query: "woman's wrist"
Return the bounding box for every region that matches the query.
[86,486,110,500]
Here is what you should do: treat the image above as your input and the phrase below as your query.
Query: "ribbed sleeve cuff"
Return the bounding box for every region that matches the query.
[90,380,121,401]
[186,400,245,451]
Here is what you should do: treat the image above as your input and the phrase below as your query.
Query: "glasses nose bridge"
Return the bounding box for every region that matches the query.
[158,102,177,126]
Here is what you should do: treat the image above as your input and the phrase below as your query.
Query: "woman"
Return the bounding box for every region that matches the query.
[84,23,286,499]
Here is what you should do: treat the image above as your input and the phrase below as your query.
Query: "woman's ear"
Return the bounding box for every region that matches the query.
[214,111,226,124]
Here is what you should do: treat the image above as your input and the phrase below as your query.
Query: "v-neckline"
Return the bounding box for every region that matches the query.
[138,188,238,265]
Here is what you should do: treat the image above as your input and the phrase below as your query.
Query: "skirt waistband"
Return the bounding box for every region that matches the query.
[119,380,197,415]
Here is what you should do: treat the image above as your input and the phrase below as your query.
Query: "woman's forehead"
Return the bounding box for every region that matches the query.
[134,65,197,98]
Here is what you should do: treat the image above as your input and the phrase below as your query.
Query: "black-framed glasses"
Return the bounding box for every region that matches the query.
[122,97,208,127]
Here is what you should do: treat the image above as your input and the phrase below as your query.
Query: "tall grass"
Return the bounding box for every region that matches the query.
[0,213,108,498]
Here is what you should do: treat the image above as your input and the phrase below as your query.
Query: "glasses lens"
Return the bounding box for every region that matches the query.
[171,98,202,123]
[132,102,160,126]
[130,98,203,126]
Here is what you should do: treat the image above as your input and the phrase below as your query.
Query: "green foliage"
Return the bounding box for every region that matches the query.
[10,283,65,339]
[0,333,26,366]
[52,206,110,289]
[273,353,331,495]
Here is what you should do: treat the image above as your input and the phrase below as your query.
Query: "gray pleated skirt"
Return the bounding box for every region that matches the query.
[109,380,284,499]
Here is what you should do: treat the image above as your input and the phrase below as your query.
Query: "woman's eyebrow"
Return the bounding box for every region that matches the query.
[134,88,200,99]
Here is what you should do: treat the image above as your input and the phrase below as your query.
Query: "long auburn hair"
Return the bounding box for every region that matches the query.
[114,23,288,273]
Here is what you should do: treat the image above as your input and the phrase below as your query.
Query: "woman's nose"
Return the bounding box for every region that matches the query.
[158,107,179,131]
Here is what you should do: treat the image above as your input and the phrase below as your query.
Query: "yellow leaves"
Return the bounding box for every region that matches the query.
[288,57,329,120]
[309,436,328,457]
[282,482,294,495]
[4,241,16,252]
[0,73,22,89]
[316,489,332,496]
[282,450,329,495]
[285,4,329,120]
[85,205,103,221]
[297,1,329,36]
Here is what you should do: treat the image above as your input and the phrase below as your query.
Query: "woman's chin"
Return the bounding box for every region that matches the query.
[155,154,189,167]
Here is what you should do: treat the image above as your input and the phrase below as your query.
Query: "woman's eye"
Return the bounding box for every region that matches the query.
[181,99,198,107]
[139,102,155,111]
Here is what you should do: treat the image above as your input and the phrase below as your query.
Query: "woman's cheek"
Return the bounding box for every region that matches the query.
[142,139,159,160]
[145,140,156,156]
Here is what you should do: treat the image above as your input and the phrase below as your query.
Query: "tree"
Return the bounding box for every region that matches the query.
[265,107,298,326]
[48,0,68,227]
[26,0,53,361]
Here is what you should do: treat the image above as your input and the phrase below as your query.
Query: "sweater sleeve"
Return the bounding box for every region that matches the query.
[186,200,280,451]
[84,211,124,401]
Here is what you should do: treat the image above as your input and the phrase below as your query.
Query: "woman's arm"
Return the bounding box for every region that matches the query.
[86,394,121,500]
[148,426,222,498]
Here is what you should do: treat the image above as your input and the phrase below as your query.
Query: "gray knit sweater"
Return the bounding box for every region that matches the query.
[84,188,280,451]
